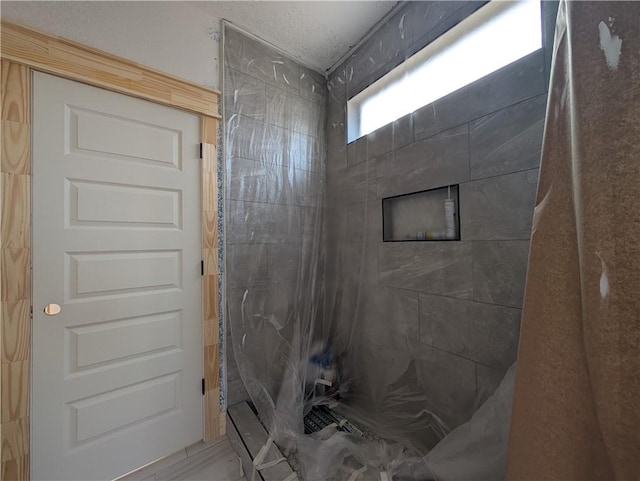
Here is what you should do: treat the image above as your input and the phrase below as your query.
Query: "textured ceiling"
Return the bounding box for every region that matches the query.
[190,1,398,72]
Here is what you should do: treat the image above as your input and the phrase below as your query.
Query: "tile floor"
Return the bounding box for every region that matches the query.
[118,436,247,481]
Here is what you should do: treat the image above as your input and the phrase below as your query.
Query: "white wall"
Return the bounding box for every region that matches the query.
[1,1,221,89]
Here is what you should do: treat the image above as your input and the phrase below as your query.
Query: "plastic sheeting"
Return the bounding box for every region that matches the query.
[223,15,536,481]
[223,23,327,435]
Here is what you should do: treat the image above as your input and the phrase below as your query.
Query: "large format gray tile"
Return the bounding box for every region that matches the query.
[299,65,326,104]
[225,244,269,289]
[460,169,538,240]
[475,363,509,411]
[362,286,420,351]
[408,1,467,43]
[322,281,361,342]
[325,167,343,209]
[226,114,285,165]
[367,123,393,159]
[470,94,546,180]
[324,240,346,284]
[286,130,325,173]
[368,199,384,244]
[327,132,347,172]
[264,85,291,129]
[346,343,413,400]
[348,7,412,97]
[347,135,368,166]
[418,293,521,368]
[328,241,379,286]
[327,100,346,138]
[266,240,318,287]
[226,335,242,383]
[227,285,295,335]
[328,159,376,206]
[226,286,301,393]
[377,124,469,198]
[266,241,301,285]
[290,90,323,136]
[472,240,530,308]
[359,240,380,285]
[265,85,322,137]
[300,206,322,236]
[378,241,473,298]
[324,205,348,242]
[224,67,266,120]
[343,202,367,242]
[414,50,546,140]
[327,67,348,102]
[226,157,294,205]
[413,346,477,428]
[292,168,323,207]
[393,113,414,150]
[227,377,250,405]
[226,201,301,244]
[409,2,485,59]
[239,32,300,95]
[345,200,382,243]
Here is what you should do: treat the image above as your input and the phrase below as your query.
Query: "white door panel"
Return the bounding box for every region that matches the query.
[69,180,182,228]
[32,72,203,480]
[71,107,181,167]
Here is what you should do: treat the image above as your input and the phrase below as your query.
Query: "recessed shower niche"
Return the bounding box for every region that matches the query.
[382,185,460,241]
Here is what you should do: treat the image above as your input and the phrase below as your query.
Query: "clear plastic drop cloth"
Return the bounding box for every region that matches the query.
[223,16,537,481]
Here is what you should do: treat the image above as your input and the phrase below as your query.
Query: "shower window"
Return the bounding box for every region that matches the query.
[347,0,542,142]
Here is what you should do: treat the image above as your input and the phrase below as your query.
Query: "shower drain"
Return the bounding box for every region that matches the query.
[303,405,365,437]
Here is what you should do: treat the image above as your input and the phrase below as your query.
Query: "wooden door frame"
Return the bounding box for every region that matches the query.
[1,19,224,480]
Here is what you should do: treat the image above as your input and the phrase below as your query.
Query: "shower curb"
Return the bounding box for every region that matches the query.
[227,401,297,481]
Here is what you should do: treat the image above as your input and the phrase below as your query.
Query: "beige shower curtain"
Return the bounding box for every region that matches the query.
[506,1,639,479]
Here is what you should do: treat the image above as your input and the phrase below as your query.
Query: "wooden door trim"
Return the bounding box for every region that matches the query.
[1,19,223,480]
[0,20,221,119]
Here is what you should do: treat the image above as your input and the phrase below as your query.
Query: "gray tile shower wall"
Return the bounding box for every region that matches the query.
[224,26,326,405]
[412,51,546,141]
[376,124,470,198]
[325,1,558,435]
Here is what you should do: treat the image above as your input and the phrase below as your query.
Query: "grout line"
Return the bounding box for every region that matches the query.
[463,166,540,185]
[416,288,523,311]
[471,241,478,303]
[467,121,471,181]
[474,362,479,399]
[416,339,513,371]
[227,110,325,143]
[226,196,320,209]
[414,89,547,143]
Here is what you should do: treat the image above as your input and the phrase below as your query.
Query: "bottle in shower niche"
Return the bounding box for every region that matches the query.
[444,186,456,239]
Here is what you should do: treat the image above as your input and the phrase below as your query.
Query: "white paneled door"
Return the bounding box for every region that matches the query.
[32,72,203,480]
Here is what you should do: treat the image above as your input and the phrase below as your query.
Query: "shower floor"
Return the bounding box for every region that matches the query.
[303,405,364,438]
[228,401,405,481]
